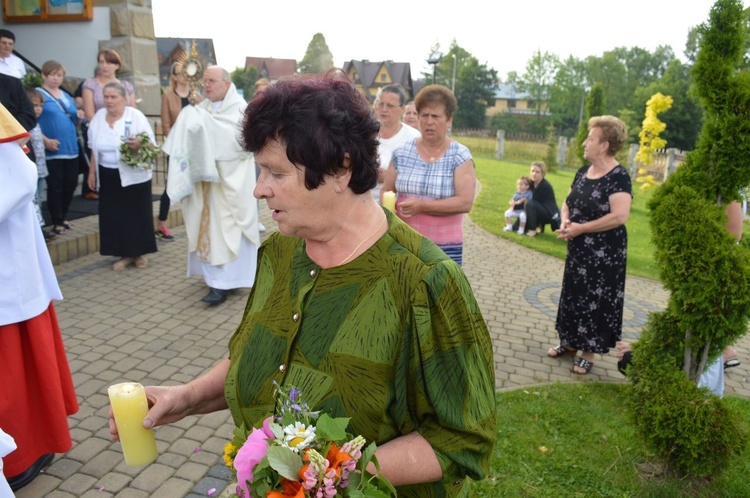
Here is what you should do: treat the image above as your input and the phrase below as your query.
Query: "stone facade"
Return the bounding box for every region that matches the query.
[97,0,160,115]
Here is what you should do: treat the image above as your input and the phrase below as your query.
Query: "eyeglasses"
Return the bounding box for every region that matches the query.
[376,102,402,110]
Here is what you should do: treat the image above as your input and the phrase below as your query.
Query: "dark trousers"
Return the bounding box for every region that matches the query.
[46,157,79,226]
[524,200,555,232]
[158,182,169,222]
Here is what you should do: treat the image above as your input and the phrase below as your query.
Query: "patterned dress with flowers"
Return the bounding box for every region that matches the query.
[555,164,632,354]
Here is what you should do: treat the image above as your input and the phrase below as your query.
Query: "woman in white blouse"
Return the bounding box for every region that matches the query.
[87,82,157,270]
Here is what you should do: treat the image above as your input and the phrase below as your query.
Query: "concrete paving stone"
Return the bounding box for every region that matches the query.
[44,492,78,498]
[200,436,231,456]
[81,490,114,498]
[183,425,216,443]
[81,359,115,376]
[69,427,94,441]
[155,424,185,443]
[207,463,233,480]
[14,473,62,497]
[155,349,180,361]
[152,477,195,497]
[168,438,202,457]
[129,463,176,492]
[77,411,109,432]
[174,461,211,482]
[192,476,229,496]
[79,450,123,476]
[113,488,149,498]
[76,378,109,398]
[156,451,189,468]
[46,457,83,479]
[58,472,99,495]
[66,437,112,463]
[187,449,221,466]
[149,364,180,381]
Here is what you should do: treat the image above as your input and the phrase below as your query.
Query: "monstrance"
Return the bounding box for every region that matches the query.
[178,41,207,105]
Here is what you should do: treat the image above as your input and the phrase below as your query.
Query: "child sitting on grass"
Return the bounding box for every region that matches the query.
[504,176,533,234]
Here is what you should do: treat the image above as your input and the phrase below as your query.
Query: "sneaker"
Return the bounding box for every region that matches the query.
[517,229,525,235]
[258,222,267,232]
[155,227,174,240]
[503,226,512,232]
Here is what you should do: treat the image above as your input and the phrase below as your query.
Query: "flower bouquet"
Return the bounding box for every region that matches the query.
[119,132,161,170]
[223,383,396,498]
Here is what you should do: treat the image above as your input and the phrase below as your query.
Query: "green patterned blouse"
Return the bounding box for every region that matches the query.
[225,209,496,497]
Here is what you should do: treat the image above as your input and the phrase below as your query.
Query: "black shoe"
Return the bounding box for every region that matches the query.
[201,288,230,305]
[8,453,54,491]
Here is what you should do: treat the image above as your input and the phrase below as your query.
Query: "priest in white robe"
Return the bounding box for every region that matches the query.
[164,66,259,305]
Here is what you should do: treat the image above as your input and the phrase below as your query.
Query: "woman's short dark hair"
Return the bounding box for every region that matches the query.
[380,84,406,106]
[414,84,457,119]
[241,73,380,194]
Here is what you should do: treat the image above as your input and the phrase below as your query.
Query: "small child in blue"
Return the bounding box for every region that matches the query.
[25,87,49,229]
[504,175,532,234]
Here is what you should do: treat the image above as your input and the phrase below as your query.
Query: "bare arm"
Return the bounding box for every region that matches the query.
[108,358,230,441]
[373,432,443,487]
[558,192,631,240]
[398,160,476,218]
[82,87,96,122]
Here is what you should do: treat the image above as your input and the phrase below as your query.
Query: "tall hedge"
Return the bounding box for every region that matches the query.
[628,0,750,476]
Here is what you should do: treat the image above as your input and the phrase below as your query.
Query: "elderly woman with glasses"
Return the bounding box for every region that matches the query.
[381,84,476,265]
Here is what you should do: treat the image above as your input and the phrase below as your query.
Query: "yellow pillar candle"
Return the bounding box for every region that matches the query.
[382,191,396,212]
[108,382,158,466]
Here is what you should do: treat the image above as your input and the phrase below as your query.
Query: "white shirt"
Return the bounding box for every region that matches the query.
[0,53,26,79]
[378,123,421,170]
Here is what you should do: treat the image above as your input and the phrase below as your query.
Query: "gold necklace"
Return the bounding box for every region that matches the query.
[419,138,449,162]
[337,215,386,266]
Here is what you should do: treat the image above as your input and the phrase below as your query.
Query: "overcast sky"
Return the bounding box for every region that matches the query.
[153,0,747,79]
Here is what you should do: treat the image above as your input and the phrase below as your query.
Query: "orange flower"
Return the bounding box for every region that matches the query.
[326,443,353,477]
[267,479,304,498]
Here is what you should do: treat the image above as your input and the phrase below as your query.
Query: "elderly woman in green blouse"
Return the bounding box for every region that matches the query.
[108,74,496,496]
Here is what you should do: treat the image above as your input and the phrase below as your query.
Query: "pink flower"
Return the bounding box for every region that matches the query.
[235,418,275,497]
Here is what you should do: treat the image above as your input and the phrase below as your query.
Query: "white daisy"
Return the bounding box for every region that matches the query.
[282,421,316,453]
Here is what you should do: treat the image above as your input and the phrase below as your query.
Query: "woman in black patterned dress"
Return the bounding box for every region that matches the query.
[548,115,632,374]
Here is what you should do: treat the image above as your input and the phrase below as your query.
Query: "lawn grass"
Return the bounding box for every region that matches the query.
[470,383,750,497]
[471,157,661,281]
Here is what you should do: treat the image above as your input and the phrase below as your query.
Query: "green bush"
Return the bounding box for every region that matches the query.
[628,0,750,477]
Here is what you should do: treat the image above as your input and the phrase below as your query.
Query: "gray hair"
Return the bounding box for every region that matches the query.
[103,81,127,98]
[381,84,406,106]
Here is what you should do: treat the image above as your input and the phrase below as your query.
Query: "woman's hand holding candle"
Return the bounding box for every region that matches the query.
[108,382,158,466]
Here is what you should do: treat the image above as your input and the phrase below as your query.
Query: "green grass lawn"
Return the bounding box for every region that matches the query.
[471,158,660,280]
[470,383,750,497]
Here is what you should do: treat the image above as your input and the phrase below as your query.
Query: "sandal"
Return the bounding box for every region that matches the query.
[548,345,577,358]
[112,258,134,271]
[134,256,148,268]
[51,226,66,235]
[573,357,594,375]
[62,222,71,230]
[724,358,741,369]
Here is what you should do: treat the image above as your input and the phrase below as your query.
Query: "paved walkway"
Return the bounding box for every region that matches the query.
[16,201,750,497]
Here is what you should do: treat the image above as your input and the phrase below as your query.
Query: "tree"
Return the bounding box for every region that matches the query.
[630,0,750,477]
[549,56,589,137]
[230,65,259,101]
[521,50,560,116]
[428,41,497,129]
[298,33,334,74]
[574,83,606,163]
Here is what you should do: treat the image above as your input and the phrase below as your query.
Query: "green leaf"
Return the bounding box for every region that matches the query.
[266,445,303,481]
[316,413,350,441]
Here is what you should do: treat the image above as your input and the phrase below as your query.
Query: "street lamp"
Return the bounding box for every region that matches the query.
[426,51,443,85]
[451,53,457,93]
